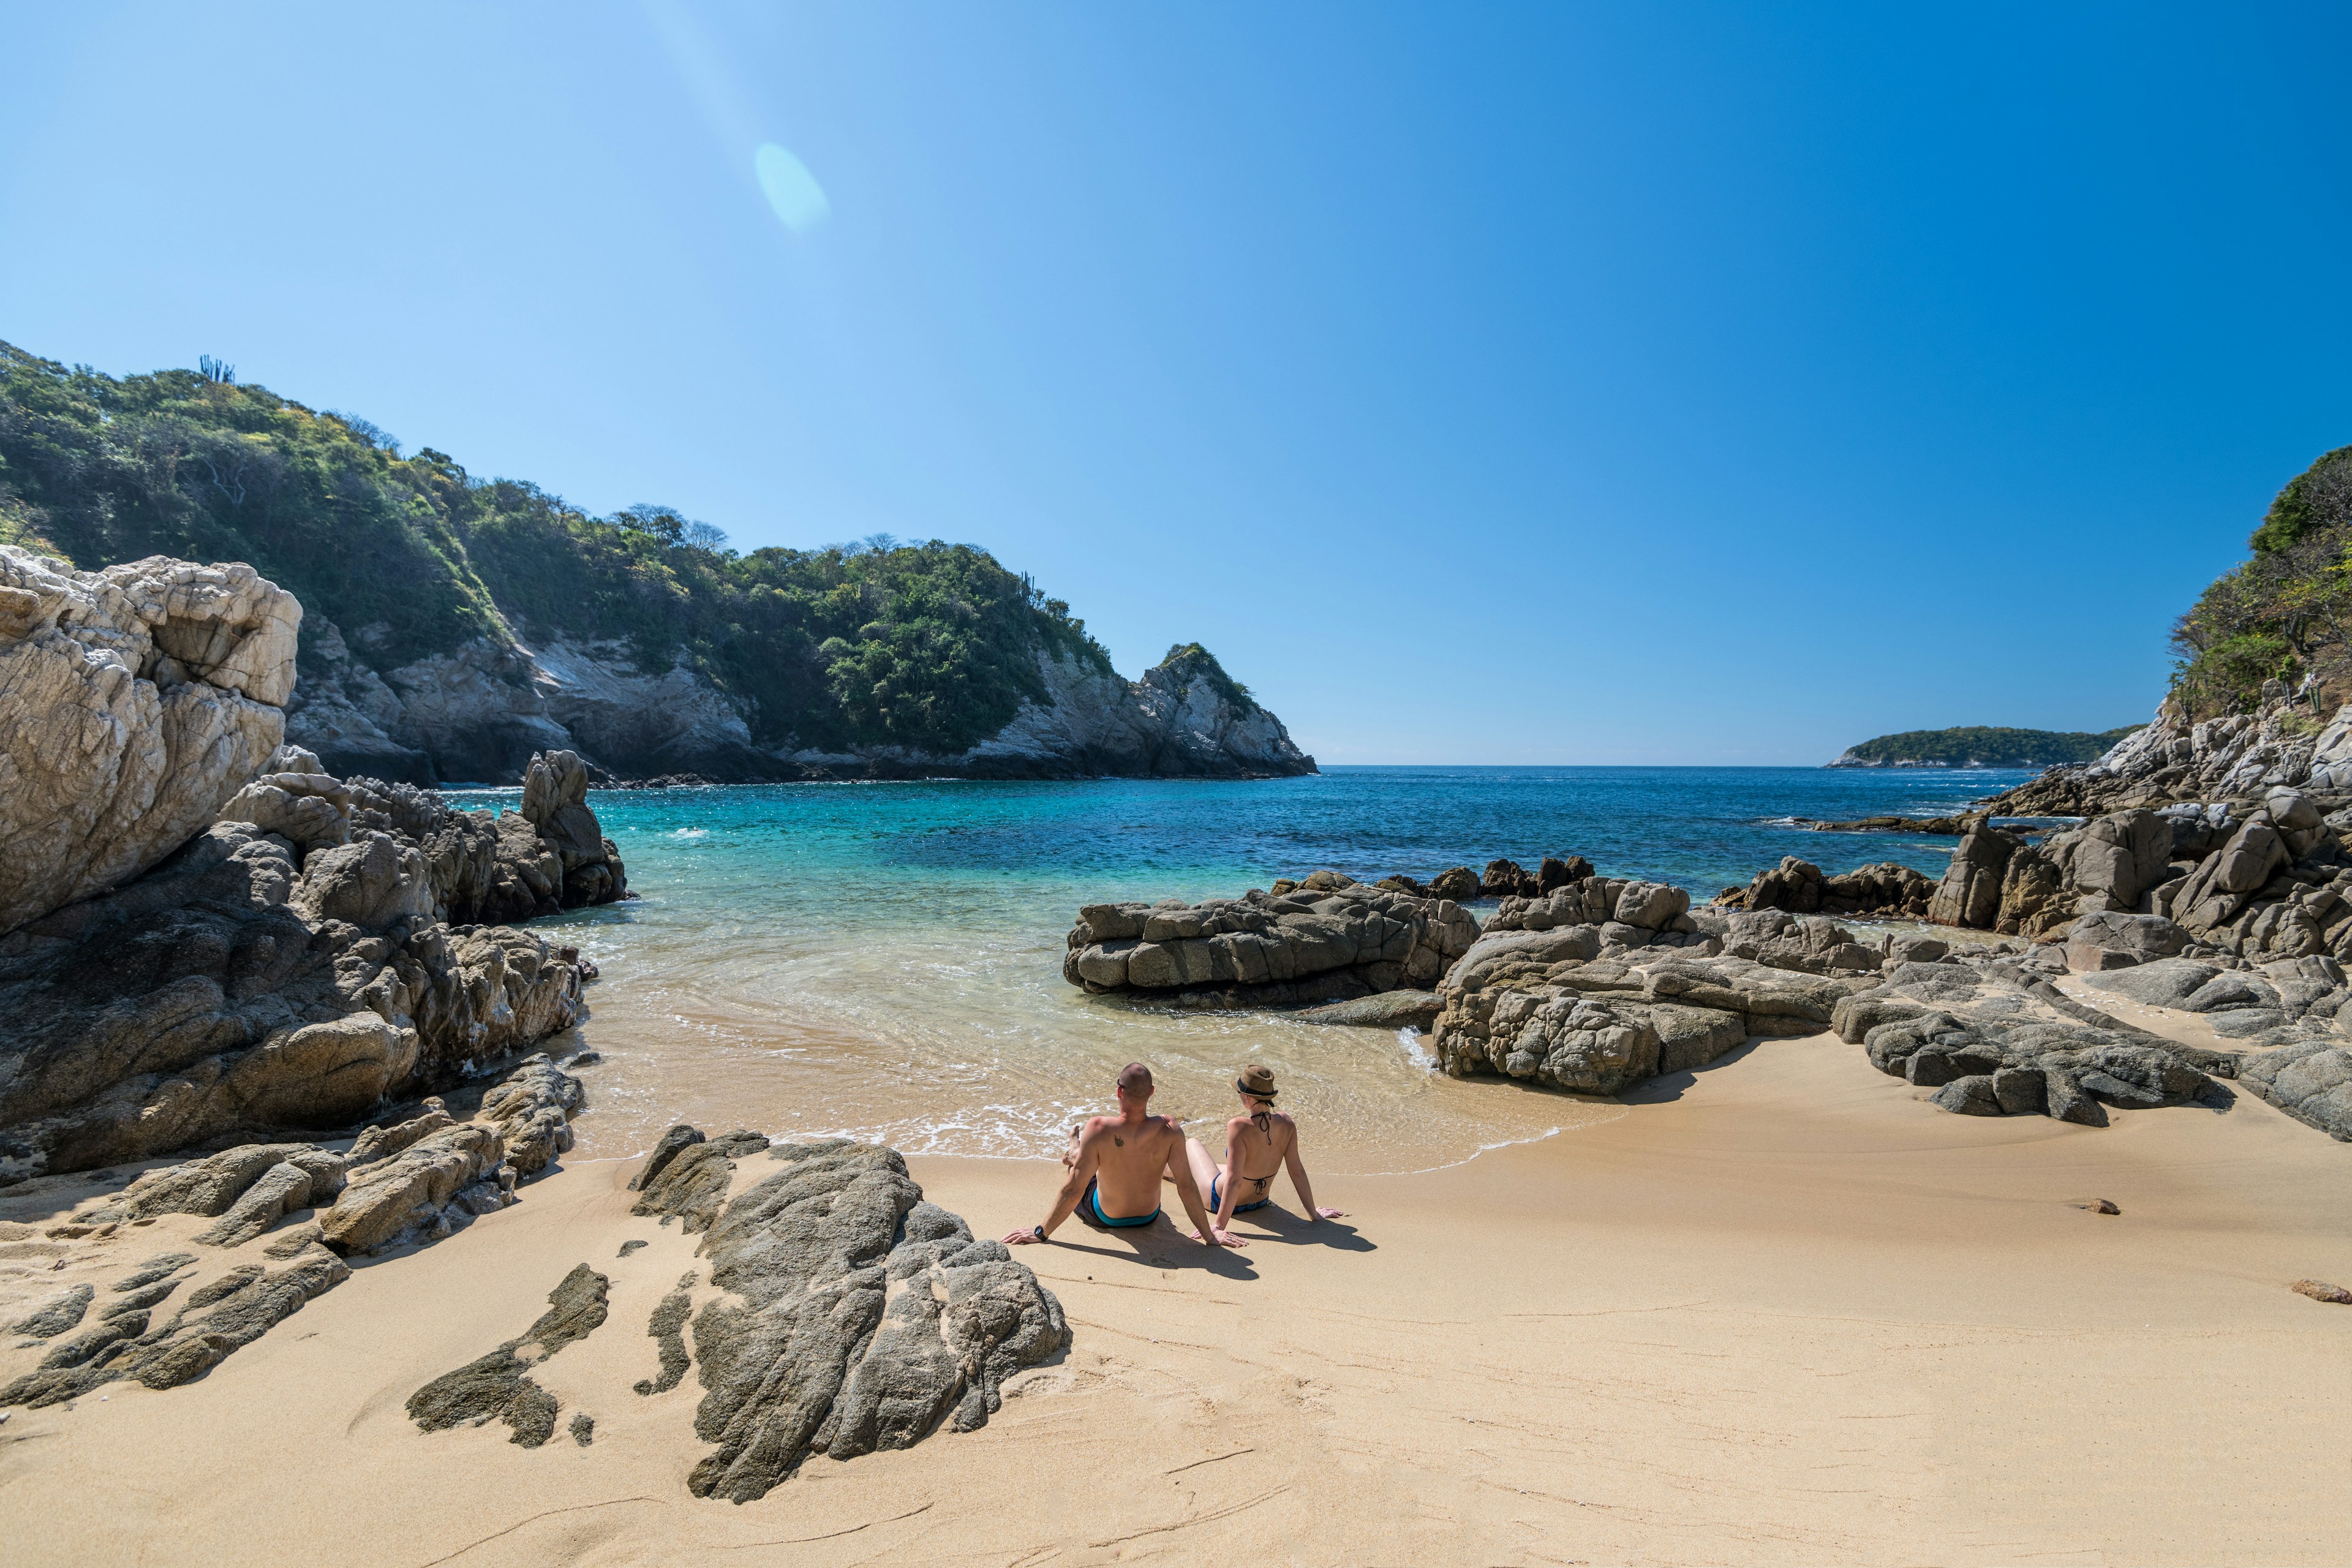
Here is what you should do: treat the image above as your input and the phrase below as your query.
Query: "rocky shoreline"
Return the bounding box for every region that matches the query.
[7,543,2351,1468]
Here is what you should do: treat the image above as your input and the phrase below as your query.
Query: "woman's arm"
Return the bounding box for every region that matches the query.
[1283,1122,1344,1219]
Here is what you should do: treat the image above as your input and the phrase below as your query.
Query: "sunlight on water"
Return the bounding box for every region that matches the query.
[469,766,2022,1174]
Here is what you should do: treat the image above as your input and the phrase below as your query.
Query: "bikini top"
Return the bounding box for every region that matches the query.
[1236,1109,1280,1193]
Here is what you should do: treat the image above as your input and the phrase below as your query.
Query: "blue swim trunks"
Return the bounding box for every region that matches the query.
[1082,1179,1159,1228]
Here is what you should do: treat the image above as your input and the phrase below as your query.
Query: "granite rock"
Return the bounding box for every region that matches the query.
[409,1262,609,1447]
[1063,875,1479,1006]
[684,1139,1069,1502]
[0,547,300,938]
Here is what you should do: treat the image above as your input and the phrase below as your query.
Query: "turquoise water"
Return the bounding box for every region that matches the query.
[456,766,2027,1173]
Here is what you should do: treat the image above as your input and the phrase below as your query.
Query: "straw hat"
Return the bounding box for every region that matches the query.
[1235,1064,1278,1098]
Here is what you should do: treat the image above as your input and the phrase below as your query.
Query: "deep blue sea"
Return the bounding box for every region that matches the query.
[453,766,2028,1172]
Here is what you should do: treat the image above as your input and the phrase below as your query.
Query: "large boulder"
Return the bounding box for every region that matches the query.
[2239,1038,2352,1141]
[2065,912,2189,972]
[684,1140,1069,1501]
[520,749,628,907]
[2069,810,2176,913]
[0,548,300,937]
[1927,826,2016,929]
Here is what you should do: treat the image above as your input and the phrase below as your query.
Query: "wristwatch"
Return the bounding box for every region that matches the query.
[1031,1224,1046,1242]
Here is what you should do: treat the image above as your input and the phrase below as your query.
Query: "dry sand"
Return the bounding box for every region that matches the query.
[3,1030,2348,1567]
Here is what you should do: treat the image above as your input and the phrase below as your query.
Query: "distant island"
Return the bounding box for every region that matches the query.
[1826,725,2143,769]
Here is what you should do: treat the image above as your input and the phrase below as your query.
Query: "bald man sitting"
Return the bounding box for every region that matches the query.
[1004,1062,1245,1249]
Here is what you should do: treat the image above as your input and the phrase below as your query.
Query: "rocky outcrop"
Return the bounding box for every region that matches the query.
[1896,789,2352,961]
[390,1133,1070,1501]
[1830,950,2237,1126]
[949,644,1314,781]
[1431,899,1910,1096]
[0,1054,589,1412]
[1,546,301,936]
[293,629,1316,785]
[1061,870,1479,1008]
[1721,858,1937,921]
[0,1239,352,1410]
[684,1139,1068,1501]
[1430,921,1875,1095]
[2239,1037,2352,1140]
[0,746,616,1182]
[1985,694,2352,818]
[289,619,773,786]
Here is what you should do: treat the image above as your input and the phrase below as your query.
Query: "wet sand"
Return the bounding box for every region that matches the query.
[4,1027,2347,1566]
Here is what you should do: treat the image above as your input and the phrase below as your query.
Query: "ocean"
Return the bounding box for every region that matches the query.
[452,765,2032,1176]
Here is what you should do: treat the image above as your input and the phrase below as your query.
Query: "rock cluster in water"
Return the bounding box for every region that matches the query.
[1062,869,1479,1006]
[1720,858,1938,921]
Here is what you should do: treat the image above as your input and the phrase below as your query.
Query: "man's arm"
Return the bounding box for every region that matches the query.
[1283,1124,1343,1219]
[1005,1121,1099,1244]
[1170,1125,1245,1248]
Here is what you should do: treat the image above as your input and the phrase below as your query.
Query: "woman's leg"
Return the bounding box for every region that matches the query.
[1179,1136,1223,1200]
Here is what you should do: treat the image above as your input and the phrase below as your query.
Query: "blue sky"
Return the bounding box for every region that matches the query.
[4,4,2348,764]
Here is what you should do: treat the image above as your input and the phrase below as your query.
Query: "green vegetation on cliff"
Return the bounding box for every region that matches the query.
[2171,445,2352,718]
[1158,643,1258,715]
[1831,725,2141,768]
[0,341,1111,753]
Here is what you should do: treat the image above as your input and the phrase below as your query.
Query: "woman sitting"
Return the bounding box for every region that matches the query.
[1179,1064,1344,1239]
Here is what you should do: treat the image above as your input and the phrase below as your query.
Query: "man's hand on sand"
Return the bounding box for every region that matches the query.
[1314,1207,1345,1219]
[1190,1228,1248,1248]
[1003,1226,1044,1245]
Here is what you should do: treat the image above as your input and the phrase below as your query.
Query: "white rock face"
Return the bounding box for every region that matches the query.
[949,647,1314,778]
[1997,695,2352,817]
[0,546,300,934]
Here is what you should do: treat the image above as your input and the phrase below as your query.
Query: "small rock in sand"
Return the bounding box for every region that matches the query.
[2290,1279,2351,1304]
[7,1284,94,1340]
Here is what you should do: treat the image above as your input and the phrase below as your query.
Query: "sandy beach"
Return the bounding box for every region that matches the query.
[5,1022,2346,1568]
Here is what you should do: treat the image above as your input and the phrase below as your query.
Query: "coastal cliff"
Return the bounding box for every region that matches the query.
[290,631,1311,785]
[1982,445,2352,817]
[0,342,1313,786]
